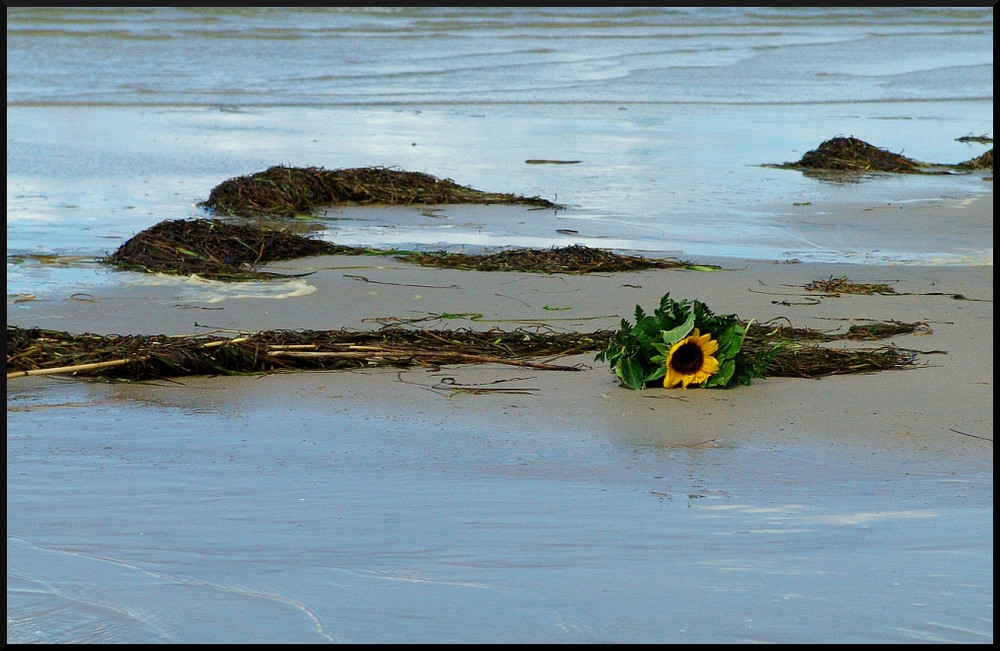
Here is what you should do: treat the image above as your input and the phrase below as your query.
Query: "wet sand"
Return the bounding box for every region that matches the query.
[6,195,994,643]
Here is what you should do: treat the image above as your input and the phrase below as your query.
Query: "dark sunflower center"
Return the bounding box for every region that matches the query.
[670,341,704,374]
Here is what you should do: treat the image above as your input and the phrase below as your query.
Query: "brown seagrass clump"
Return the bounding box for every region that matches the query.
[7,320,927,382]
[772,136,993,177]
[103,218,717,280]
[803,275,898,296]
[398,245,718,274]
[955,148,992,171]
[6,326,607,380]
[200,165,557,218]
[780,136,925,173]
[105,218,358,281]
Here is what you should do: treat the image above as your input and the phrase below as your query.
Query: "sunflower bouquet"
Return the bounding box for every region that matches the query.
[596,293,772,390]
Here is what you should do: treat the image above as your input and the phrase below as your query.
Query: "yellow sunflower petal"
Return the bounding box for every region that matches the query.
[663,328,721,389]
[698,333,719,356]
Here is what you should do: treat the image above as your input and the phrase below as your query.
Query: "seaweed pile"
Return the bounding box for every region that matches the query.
[773,136,993,176]
[803,275,897,296]
[7,320,926,382]
[398,245,716,274]
[746,342,914,379]
[744,319,929,343]
[955,148,993,171]
[200,165,557,218]
[777,136,926,173]
[6,326,609,380]
[955,134,992,144]
[105,218,359,281]
[104,219,710,279]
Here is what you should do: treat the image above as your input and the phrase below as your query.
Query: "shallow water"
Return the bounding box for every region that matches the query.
[6,7,994,298]
[6,375,994,644]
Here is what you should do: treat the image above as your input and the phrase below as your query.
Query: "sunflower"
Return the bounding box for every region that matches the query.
[663,328,720,388]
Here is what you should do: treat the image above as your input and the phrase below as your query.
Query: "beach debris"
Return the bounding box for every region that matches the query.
[200,165,557,218]
[7,253,100,267]
[749,343,915,379]
[775,136,926,173]
[103,218,718,280]
[6,325,606,380]
[803,275,897,296]
[955,133,993,144]
[595,293,924,390]
[800,275,984,300]
[745,319,931,342]
[770,136,993,176]
[955,148,993,170]
[105,218,360,281]
[8,317,926,383]
[398,245,718,274]
[525,159,582,165]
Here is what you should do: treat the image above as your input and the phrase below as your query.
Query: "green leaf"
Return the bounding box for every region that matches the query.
[617,357,646,390]
[643,364,666,383]
[715,322,742,359]
[659,312,695,347]
[704,357,735,388]
[175,247,204,259]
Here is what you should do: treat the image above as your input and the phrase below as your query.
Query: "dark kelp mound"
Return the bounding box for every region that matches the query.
[777,136,926,173]
[398,245,719,274]
[200,165,557,218]
[8,320,925,382]
[104,219,716,280]
[955,148,993,171]
[105,218,358,281]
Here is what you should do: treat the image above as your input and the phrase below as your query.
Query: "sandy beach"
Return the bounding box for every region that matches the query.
[6,196,995,456]
[7,194,993,643]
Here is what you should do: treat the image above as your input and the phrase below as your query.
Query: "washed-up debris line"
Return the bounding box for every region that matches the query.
[775,136,925,173]
[400,246,718,274]
[771,136,992,174]
[104,219,712,280]
[803,275,897,296]
[200,165,557,218]
[7,320,926,382]
[743,319,930,343]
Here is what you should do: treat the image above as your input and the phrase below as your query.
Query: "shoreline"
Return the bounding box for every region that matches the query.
[7,237,993,459]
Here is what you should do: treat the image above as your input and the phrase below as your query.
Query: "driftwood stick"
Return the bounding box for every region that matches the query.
[6,355,151,379]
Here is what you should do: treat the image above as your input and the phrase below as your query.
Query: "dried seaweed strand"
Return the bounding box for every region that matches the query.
[803,275,898,295]
[103,218,713,280]
[397,246,714,274]
[8,322,927,382]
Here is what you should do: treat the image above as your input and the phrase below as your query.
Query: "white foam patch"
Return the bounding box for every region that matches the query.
[131,273,317,303]
[798,509,938,526]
